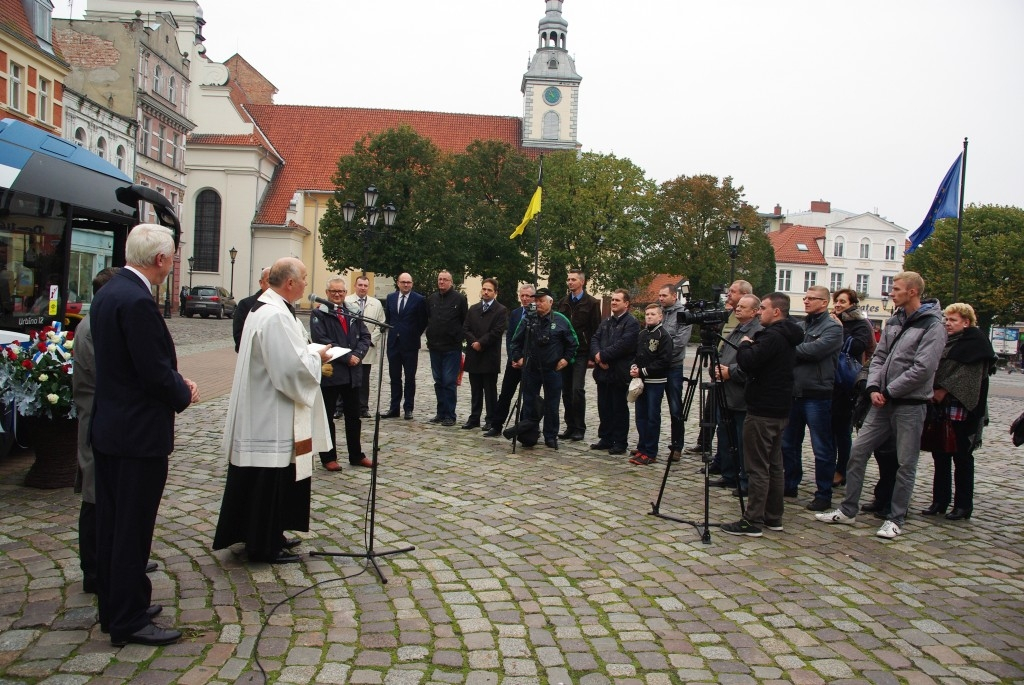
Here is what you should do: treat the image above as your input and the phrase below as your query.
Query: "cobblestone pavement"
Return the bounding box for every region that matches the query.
[2,316,1023,684]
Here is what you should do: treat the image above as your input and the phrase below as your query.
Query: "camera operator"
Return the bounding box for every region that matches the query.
[509,287,579,449]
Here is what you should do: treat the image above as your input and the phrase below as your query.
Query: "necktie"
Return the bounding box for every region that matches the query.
[338,311,348,334]
[399,295,406,315]
[359,297,366,313]
[482,302,490,313]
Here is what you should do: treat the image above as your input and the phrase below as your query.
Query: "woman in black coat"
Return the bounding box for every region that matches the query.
[922,302,996,520]
[829,288,875,486]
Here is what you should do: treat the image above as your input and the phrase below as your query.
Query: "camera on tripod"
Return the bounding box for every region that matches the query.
[675,282,730,326]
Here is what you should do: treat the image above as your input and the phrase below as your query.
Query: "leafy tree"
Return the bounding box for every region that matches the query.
[443,140,535,309]
[904,204,1024,329]
[648,174,775,302]
[319,125,452,290]
[524,151,658,297]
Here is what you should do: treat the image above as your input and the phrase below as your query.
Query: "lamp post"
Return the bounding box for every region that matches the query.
[342,185,399,274]
[188,255,195,289]
[726,222,745,284]
[228,246,238,297]
[881,292,889,314]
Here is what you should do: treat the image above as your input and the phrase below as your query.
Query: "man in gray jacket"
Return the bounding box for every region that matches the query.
[711,294,762,493]
[782,285,844,512]
[658,283,692,461]
[816,272,946,539]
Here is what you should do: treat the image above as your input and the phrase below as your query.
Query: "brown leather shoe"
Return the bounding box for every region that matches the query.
[352,456,373,468]
[323,461,342,472]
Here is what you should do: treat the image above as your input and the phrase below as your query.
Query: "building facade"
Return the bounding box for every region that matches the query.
[0,0,68,134]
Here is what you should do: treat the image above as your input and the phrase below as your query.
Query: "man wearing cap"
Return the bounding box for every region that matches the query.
[509,287,578,449]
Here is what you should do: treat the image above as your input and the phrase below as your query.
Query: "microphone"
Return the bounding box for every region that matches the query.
[308,293,336,310]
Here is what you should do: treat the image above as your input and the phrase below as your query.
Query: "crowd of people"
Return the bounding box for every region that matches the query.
[73,232,997,647]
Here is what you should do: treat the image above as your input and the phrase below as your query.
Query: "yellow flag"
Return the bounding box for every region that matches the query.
[510,185,542,239]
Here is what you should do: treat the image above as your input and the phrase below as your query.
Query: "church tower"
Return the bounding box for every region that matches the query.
[521,0,581,150]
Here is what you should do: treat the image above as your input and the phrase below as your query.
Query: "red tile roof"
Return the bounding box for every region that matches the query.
[244,104,525,225]
[1,0,66,63]
[636,273,686,305]
[769,225,827,266]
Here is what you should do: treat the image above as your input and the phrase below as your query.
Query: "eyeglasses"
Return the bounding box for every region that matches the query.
[326,289,346,295]
[803,296,827,301]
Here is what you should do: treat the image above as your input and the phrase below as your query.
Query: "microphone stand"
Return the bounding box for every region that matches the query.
[310,309,414,583]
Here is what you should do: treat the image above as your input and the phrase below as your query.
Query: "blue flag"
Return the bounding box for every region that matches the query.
[905,153,963,254]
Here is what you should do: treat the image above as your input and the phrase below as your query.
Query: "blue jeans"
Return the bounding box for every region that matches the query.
[429,350,461,421]
[665,365,685,450]
[634,382,666,457]
[522,366,563,440]
[782,397,836,501]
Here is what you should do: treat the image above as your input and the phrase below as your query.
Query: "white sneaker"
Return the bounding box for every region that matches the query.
[814,508,856,525]
[876,520,901,539]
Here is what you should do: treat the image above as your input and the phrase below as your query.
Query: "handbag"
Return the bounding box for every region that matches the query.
[627,377,644,403]
[835,336,862,394]
[920,403,957,453]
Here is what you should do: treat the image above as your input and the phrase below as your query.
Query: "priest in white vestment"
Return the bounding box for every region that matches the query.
[213,258,332,564]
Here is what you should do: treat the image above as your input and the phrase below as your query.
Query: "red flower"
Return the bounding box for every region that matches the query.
[66,331,75,341]
[37,342,48,352]
[27,330,36,340]
[21,360,33,369]
[5,347,16,361]
[62,364,71,373]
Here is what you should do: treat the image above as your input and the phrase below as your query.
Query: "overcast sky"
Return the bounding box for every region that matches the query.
[60,0,1024,231]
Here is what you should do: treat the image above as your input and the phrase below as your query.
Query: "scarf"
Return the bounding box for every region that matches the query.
[934,327,995,412]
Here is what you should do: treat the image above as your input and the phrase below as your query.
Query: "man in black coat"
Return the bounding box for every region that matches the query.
[462,278,507,430]
[383,273,428,419]
[90,224,197,647]
[425,270,468,426]
[589,289,640,455]
[310,278,372,470]
[485,284,536,437]
[232,266,270,352]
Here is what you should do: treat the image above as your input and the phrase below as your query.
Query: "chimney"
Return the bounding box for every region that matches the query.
[810,200,831,214]
[774,204,782,216]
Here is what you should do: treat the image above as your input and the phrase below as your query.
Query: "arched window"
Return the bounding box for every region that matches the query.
[96,137,106,160]
[885,240,897,261]
[833,236,844,257]
[74,127,87,146]
[116,145,126,171]
[859,238,871,259]
[194,189,222,272]
[542,111,559,140]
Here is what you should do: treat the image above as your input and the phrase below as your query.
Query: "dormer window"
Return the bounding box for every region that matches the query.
[548,59,558,69]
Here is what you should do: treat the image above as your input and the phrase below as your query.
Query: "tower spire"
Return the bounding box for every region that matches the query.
[521,0,581,150]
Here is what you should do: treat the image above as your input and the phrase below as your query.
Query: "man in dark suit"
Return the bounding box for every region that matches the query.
[310,278,372,471]
[383,272,427,419]
[485,284,535,437]
[90,224,197,647]
[462,278,507,430]
[232,266,270,352]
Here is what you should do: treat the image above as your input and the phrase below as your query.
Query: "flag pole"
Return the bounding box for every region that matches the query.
[951,137,969,301]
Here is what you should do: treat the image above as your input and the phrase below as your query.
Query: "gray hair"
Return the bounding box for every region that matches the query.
[125,224,174,267]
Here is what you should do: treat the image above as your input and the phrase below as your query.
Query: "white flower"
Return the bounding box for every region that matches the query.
[47,393,59,404]
[38,374,48,382]
[47,343,58,353]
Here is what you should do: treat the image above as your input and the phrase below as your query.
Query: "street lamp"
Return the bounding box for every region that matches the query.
[881,292,889,313]
[342,184,399,273]
[726,222,745,283]
[228,246,238,297]
[188,255,195,289]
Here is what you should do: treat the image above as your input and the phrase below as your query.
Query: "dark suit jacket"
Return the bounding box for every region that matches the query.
[463,300,507,375]
[232,289,263,352]
[385,290,427,353]
[89,270,192,457]
[310,306,371,387]
[506,306,528,357]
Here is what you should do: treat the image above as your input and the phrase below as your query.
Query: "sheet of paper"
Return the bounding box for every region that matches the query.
[308,343,349,361]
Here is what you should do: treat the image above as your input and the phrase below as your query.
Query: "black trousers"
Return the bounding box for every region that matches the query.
[320,384,363,465]
[493,363,522,428]
[387,347,419,413]
[358,363,374,413]
[595,380,629,449]
[79,501,97,591]
[561,360,589,435]
[467,372,498,425]
[94,449,167,639]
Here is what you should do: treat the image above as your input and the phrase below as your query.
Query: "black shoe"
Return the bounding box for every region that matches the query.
[145,561,158,573]
[461,421,481,430]
[481,423,492,431]
[860,500,883,513]
[763,519,784,532]
[921,503,947,516]
[608,445,626,456]
[783,488,798,498]
[282,536,301,550]
[945,508,972,520]
[558,430,574,440]
[685,446,704,455]
[721,519,762,537]
[806,498,832,512]
[441,418,456,427]
[360,410,372,418]
[380,410,400,419]
[333,412,343,420]
[483,427,502,437]
[707,464,722,476]
[707,478,736,488]
[568,432,584,441]
[145,604,163,619]
[266,550,300,564]
[590,441,612,450]
[111,623,182,647]
[404,411,414,420]
[732,488,748,498]
[428,415,443,423]
[544,438,558,450]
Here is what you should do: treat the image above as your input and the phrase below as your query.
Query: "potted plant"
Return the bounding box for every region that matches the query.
[0,325,77,488]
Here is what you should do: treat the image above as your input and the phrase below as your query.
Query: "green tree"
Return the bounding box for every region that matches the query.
[904,204,1024,329]
[319,126,452,290]
[524,151,658,297]
[649,174,775,302]
[443,140,535,308]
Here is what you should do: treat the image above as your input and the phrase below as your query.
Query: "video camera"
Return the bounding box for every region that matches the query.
[675,281,730,326]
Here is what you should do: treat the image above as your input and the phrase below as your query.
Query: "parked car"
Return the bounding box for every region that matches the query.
[184,285,236,319]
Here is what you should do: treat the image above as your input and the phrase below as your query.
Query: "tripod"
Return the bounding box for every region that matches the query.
[311,312,413,583]
[650,325,744,543]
